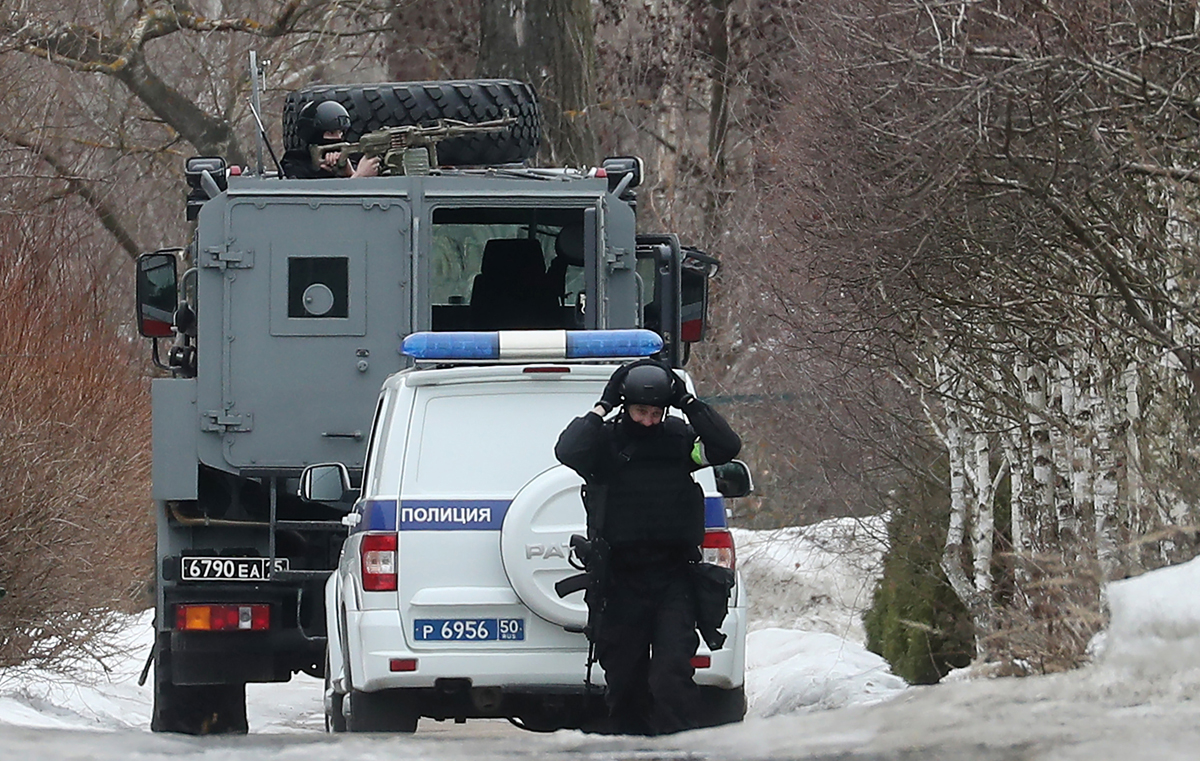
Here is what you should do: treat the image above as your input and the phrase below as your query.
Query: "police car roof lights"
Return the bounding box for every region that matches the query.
[401,329,663,362]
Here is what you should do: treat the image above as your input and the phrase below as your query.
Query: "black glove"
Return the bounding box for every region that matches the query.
[668,370,694,409]
[598,363,631,414]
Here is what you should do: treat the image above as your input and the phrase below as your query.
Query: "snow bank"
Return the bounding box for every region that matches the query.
[734,517,904,717]
[0,610,154,731]
[745,628,906,716]
[1101,556,1200,671]
[733,516,887,643]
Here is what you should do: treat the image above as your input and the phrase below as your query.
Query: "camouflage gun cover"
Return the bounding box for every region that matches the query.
[310,114,518,175]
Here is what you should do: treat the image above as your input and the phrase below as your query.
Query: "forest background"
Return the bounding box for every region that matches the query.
[3,0,1200,686]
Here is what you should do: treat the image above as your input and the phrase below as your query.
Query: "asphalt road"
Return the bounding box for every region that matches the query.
[9,664,1200,760]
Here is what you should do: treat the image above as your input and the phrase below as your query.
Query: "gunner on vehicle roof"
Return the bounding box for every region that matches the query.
[281,100,380,179]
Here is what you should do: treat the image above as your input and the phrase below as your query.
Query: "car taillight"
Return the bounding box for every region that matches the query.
[361,533,397,591]
[175,604,269,631]
[701,529,735,570]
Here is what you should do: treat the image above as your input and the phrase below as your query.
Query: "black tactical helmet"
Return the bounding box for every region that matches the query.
[621,362,675,407]
[296,100,352,145]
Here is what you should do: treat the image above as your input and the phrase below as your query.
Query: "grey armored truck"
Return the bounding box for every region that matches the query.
[134,79,720,734]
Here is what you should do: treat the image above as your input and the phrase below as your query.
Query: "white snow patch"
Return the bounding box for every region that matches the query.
[0,609,155,731]
[1102,556,1200,672]
[733,515,887,643]
[745,628,906,716]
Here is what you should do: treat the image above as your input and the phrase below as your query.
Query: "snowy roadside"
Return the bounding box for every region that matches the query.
[0,516,904,732]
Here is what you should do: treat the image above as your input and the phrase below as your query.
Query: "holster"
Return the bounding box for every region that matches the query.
[690,562,735,650]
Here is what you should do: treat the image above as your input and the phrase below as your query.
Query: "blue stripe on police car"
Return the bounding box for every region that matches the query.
[355,496,725,532]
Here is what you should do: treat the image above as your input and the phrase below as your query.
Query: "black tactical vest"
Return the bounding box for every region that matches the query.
[599,417,706,549]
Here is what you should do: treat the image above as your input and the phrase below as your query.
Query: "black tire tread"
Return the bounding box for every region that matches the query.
[283,80,540,166]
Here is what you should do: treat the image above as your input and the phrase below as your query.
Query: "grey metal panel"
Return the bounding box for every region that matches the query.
[152,378,198,500]
[421,174,609,200]
[604,196,639,328]
[196,193,412,473]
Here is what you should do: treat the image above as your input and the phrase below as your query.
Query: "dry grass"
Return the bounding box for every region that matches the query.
[0,213,153,671]
[983,553,1108,675]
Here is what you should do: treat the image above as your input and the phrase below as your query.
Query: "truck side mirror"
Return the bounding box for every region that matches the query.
[714,459,753,499]
[136,251,179,338]
[681,248,719,344]
[299,463,356,505]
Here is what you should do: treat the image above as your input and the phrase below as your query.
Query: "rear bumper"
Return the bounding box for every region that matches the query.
[348,605,746,693]
[161,582,327,685]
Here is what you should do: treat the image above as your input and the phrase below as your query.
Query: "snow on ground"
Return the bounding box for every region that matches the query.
[733,516,904,715]
[733,517,888,643]
[0,515,901,731]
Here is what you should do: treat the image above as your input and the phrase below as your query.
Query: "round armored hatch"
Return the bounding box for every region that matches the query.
[302,283,335,316]
[499,465,588,629]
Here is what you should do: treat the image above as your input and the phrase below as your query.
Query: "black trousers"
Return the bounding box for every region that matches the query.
[594,559,700,735]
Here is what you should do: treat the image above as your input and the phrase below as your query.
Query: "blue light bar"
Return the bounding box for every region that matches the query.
[401,329,663,362]
[402,332,500,360]
[565,329,662,358]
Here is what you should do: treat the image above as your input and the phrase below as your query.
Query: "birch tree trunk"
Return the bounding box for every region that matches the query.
[1051,354,1077,550]
[941,398,981,657]
[971,431,994,595]
[1122,362,1148,570]
[1006,356,1029,558]
[1093,370,1120,578]
[1028,360,1055,551]
[1071,349,1095,553]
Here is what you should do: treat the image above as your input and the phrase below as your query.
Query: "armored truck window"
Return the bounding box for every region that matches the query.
[429,207,586,332]
[288,257,349,318]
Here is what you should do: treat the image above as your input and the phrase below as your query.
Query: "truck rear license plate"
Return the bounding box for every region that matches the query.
[180,557,289,581]
[413,618,525,641]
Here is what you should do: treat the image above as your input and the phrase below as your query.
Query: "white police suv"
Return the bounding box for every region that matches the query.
[300,329,750,732]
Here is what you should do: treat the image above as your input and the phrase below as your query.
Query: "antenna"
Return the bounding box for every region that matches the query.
[250,51,264,175]
[247,51,284,177]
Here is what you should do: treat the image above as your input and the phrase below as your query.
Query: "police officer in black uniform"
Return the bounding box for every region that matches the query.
[281,100,380,179]
[554,359,741,735]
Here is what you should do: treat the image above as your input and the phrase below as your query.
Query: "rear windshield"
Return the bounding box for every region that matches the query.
[405,386,597,497]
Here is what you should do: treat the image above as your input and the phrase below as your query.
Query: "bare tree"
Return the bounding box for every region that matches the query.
[0,1,393,258]
[756,0,1200,665]
[478,0,598,165]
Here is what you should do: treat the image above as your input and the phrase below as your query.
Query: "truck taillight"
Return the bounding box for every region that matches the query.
[701,529,735,570]
[361,533,397,591]
[175,604,269,631]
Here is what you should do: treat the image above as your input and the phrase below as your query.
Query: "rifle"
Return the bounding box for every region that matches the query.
[309,114,517,176]
[554,483,609,690]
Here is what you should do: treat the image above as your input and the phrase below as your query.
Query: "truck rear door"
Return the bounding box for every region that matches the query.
[195,191,411,471]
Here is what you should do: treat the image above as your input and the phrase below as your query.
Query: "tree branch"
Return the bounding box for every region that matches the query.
[0,131,142,260]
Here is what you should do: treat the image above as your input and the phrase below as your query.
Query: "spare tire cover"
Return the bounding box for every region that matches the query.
[500,465,588,629]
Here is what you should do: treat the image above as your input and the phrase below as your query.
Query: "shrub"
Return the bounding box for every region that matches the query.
[863,468,973,684]
[0,213,153,671]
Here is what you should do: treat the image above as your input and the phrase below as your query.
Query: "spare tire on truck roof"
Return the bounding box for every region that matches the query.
[282,79,541,166]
